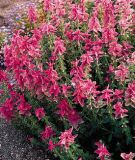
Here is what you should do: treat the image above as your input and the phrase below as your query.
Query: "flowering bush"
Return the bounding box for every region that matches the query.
[0,0,135,159]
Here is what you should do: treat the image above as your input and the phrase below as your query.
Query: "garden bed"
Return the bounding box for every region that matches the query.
[0,0,135,160]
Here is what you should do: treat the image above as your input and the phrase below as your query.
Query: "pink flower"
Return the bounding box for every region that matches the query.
[41,126,54,140]
[113,89,124,100]
[17,95,31,116]
[113,102,128,119]
[88,13,101,33]
[72,29,85,41]
[84,38,102,52]
[0,70,7,82]
[52,38,66,57]
[32,29,42,41]
[115,0,134,31]
[70,60,85,80]
[28,6,37,23]
[70,5,80,21]
[73,84,86,107]
[28,45,41,58]
[121,43,133,57]
[102,1,116,28]
[95,141,110,160]
[101,87,113,104]
[88,45,103,61]
[80,53,93,68]
[57,99,82,128]
[72,73,99,106]
[115,64,128,82]
[102,27,118,43]
[127,52,135,65]
[0,98,14,121]
[0,89,4,95]
[107,65,115,74]
[43,63,61,97]
[56,7,66,17]
[55,1,66,18]
[109,41,122,57]
[69,4,88,22]
[48,139,56,151]
[78,157,83,160]
[43,0,53,12]
[61,84,71,97]
[59,128,77,150]
[57,99,69,117]
[49,83,61,97]
[35,108,45,120]
[67,109,82,128]
[40,23,56,35]
[66,29,74,41]
[121,152,135,160]
[125,81,135,107]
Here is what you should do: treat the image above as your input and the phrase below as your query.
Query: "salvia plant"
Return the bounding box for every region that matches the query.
[0,0,135,159]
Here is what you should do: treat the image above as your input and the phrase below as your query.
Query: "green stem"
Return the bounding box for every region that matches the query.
[59,55,70,83]
[96,61,103,85]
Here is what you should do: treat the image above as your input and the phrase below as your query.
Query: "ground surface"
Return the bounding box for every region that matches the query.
[0,119,49,160]
[0,0,38,26]
[0,1,51,159]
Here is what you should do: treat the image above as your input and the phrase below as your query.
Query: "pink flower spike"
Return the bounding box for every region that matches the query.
[121,152,135,160]
[57,99,82,128]
[61,84,71,97]
[57,99,69,117]
[88,13,101,33]
[35,108,45,121]
[59,128,77,150]
[17,95,32,116]
[28,6,37,23]
[43,0,53,12]
[48,139,56,151]
[40,23,56,35]
[115,64,128,82]
[109,41,122,57]
[67,109,82,129]
[0,70,7,82]
[125,81,135,107]
[53,38,66,57]
[113,89,124,100]
[0,98,14,121]
[113,102,128,119]
[41,126,54,140]
[101,87,113,104]
[95,141,110,160]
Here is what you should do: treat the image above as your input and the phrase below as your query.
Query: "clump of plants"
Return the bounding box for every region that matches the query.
[0,0,135,159]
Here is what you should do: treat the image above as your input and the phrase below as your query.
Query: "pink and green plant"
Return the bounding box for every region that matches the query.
[0,0,135,159]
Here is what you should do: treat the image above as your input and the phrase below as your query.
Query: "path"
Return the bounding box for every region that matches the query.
[0,119,49,160]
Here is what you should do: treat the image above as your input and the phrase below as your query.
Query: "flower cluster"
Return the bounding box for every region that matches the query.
[0,0,135,159]
[95,141,110,160]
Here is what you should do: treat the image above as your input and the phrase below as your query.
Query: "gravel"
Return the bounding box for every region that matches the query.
[0,119,50,160]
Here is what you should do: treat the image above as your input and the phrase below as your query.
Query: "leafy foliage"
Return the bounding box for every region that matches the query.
[0,0,135,160]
